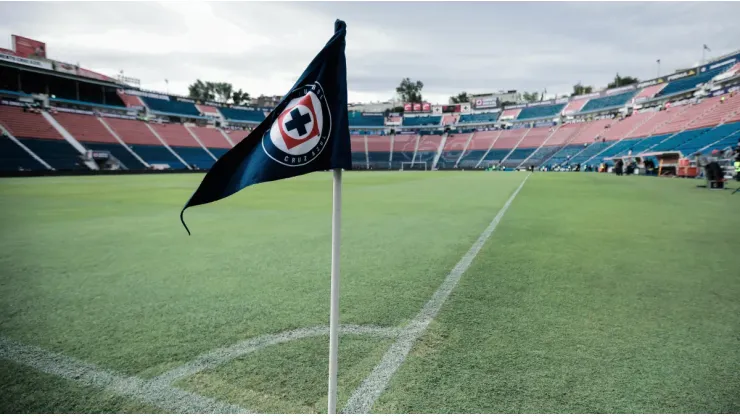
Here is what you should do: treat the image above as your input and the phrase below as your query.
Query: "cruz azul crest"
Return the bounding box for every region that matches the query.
[262,82,332,167]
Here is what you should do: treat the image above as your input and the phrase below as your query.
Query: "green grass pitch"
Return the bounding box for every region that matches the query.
[0,171,738,413]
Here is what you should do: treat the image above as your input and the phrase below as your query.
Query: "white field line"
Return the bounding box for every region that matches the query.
[342,172,531,414]
[154,324,400,385]
[0,336,248,414]
[2,173,531,413]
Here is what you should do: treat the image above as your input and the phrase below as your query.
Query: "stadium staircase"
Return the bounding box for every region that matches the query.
[184,125,219,161]
[431,131,450,170]
[474,130,504,168]
[145,124,192,169]
[517,126,561,168]
[499,127,531,167]
[97,117,150,168]
[41,111,99,170]
[455,133,476,168]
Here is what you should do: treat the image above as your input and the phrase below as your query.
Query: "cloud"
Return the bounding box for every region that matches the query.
[1,1,738,104]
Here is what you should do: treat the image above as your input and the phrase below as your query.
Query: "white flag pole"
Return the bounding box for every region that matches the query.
[327,168,342,414]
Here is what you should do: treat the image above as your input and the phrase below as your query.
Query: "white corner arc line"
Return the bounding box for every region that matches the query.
[0,337,249,414]
[154,324,400,385]
[342,172,531,414]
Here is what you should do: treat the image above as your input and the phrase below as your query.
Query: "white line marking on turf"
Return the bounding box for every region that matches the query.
[342,173,531,414]
[0,336,249,414]
[154,324,400,385]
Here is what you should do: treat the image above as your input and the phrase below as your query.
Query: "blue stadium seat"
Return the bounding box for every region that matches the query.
[403,116,441,127]
[458,113,499,124]
[209,148,229,159]
[129,144,186,169]
[580,90,637,113]
[503,148,536,167]
[591,138,641,161]
[480,149,510,164]
[171,146,216,170]
[18,138,86,170]
[651,127,713,152]
[348,111,384,127]
[684,122,740,154]
[0,136,46,171]
[544,145,585,166]
[459,150,487,166]
[658,64,734,97]
[82,142,146,170]
[218,107,266,122]
[141,97,201,117]
[628,133,674,154]
[517,104,565,120]
[569,141,612,165]
[526,146,562,167]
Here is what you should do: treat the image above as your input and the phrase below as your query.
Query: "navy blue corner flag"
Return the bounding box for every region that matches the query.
[181,20,351,234]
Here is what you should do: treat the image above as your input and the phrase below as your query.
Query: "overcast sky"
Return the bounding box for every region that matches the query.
[1,1,739,104]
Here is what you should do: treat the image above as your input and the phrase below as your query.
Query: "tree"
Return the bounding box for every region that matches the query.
[522,91,541,103]
[213,82,233,103]
[607,73,639,89]
[571,83,594,97]
[232,89,250,106]
[188,79,215,101]
[396,78,424,103]
[449,91,469,104]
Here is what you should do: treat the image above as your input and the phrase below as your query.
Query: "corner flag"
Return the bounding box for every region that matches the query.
[179,20,351,414]
[180,20,351,233]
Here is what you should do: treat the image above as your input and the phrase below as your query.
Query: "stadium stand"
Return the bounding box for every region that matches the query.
[350,135,367,167]
[116,91,146,108]
[689,93,740,127]
[217,107,265,123]
[524,124,581,166]
[390,134,417,169]
[499,108,521,120]
[438,133,470,168]
[517,103,565,120]
[187,125,232,158]
[458,112,499,124]
[579,90,637,113]
[414,135,443,165]
[625,107,682,139]
[0,106,85,170]
[696,122,740,153]
[104,118,186,169]
[599,111,656,141]
[457,130,499,168]
[402,115,441,127]
[366,135,392,168]
[0,134,46,171]
[141,97,201,118]
[480,128,527,165]
[650,127,714,152]
[651,98,718,135]
[633,84,667,101]
[442,115,458,126]
[196,104,219,115]
[53,112,146,169]
[348,111,384,127]
[150,124,214,169]
[562,97,590,115]
[505,126,551,167]
[543,120,612,166]
[658,64,734,97]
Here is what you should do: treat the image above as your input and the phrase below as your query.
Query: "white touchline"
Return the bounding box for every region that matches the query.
[342,172,531,414]
[0,336,248,414]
